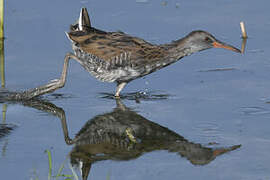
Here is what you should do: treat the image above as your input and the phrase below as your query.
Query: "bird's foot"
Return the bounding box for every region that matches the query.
[17,78,65,100]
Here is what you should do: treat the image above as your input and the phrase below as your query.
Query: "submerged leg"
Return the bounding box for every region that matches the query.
[19,53,81,100]
[115,82,127,98]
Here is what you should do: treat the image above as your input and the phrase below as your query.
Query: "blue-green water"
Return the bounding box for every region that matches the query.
[1,0,270,179]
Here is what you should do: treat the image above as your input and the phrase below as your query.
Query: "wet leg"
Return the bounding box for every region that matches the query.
[115,82,127,98]
[21,53,82,100]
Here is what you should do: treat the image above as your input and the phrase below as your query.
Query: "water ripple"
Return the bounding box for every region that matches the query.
[99,91,170,102]
[239,106,270,115]
[198,67,237,72]
[192,122,222,143]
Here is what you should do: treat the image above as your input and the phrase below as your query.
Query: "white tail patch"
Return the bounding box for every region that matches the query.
[78,8,83,31]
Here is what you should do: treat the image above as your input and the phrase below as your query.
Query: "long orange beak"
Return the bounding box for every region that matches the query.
[213,41,241,53]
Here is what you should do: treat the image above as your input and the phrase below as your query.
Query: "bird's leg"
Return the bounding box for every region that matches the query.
[115,98,128,111]
[19,53,81,100]
[115,82,127,98]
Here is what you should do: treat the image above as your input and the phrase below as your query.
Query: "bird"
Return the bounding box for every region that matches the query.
[40,7,241,98]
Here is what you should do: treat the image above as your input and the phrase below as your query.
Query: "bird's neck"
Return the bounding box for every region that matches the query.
[162,37,194,61]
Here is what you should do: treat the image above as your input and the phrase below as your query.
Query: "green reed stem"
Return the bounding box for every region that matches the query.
[0,0,4,39]
[45,149,53,180]
[2,103,6,123]
[0,0,4,88]
[0,39,4,88]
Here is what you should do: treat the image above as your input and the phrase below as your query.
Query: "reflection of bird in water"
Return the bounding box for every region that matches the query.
[58,100,241,180]
[3,96,240,180]
[15,7,240,100]
[0,91,241,180]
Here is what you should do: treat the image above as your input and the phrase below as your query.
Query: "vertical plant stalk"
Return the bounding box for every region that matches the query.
[2,103,6,123]
[0,0,6,155]
[241,38,247,54]
[1,103,7,158]
[45,149,53,180]
[0,0,3,39]
[0,39,4,88]
[240,21,247,53]
[0,0,4,88]
[240,21,247,39]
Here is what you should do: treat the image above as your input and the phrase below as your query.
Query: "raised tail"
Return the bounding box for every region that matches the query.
[78,7,91,31]
[69,7,91,32]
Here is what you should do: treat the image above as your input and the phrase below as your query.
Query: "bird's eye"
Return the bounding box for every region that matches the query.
[205,37,212,42]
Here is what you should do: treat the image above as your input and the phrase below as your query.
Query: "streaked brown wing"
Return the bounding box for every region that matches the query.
[68,30,168,66]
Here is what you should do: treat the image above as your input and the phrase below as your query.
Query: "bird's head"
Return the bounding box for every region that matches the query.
[184,30,241,53]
